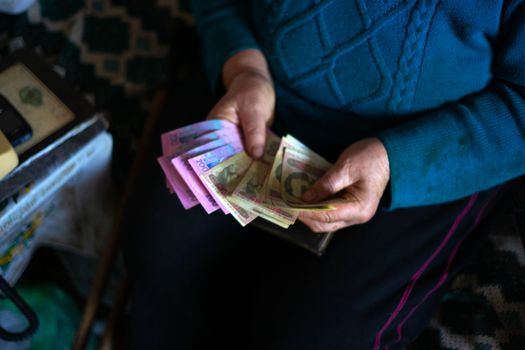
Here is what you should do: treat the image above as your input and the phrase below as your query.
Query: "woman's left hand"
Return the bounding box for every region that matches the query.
[299,138,390,233]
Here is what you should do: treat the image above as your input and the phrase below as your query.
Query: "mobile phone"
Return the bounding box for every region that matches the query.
[0,94,32,147]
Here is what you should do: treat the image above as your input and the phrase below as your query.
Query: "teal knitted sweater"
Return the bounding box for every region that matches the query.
[191,0,525,209]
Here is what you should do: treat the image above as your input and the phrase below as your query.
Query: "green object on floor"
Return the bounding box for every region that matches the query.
[0,283,96,350]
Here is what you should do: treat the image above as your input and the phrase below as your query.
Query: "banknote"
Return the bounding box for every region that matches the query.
[200,152,257,226]
[264,135,330,207]
[259,130,282,165]
[161,121,239,193]
[280,148,344,210]
[158,136,230,209]
[264,135,308,205]
[188,143,244,214]
[229,132,298,227]
[229,160,297,228]
[161,119,237,155]
[158,155,198,209]
[172,137,243,213]
[249,129,282,203]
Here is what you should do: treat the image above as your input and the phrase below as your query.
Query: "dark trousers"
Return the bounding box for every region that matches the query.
[122,79,502,349]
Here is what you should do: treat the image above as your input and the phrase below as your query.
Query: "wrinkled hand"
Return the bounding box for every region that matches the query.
[207,50,275,159]
[299,138,390,233]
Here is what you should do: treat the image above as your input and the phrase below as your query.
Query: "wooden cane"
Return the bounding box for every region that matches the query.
[73,89,167,350]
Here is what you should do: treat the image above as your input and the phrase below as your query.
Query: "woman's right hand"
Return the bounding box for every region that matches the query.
[207,49,275,159]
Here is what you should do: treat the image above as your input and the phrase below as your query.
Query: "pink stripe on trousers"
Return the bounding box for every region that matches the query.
[373,194,478,350]
[392,193,493,345]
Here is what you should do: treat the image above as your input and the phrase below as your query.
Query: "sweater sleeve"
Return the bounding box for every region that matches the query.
[377,1,525,209]
[191,0,261,91]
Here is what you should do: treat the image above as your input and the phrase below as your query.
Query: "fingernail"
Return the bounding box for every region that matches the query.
[251,145,264,159]
[302,190,317,202]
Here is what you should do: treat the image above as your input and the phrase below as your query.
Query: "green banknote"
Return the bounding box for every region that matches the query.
[230,160,297,229]
[200,152,257,226]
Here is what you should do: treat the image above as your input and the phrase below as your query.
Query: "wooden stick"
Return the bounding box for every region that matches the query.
[73,89,167,350]
[99,275,129,350]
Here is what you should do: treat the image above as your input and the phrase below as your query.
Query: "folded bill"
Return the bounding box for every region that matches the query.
[264,135,330,208]
[229,159,297,228]
[280,148,344,210]
[159,136,226,209]
[264,135,307,205]
[158,155,198,209]
[161,119,237,155]
[199,152,257,226]
[189,143,244,214]
[159,121,240,209]
[173,136,242,213]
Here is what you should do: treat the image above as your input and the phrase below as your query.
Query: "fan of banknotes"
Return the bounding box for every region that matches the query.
[158,120,340,229]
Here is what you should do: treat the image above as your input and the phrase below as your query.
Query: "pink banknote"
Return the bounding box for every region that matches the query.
[159,126,241,208]
[158,137,224,209]
[161,120,237,191]
[161,120,237,156]
[188,144,245,214]
[158,156,198,209]
[173,136,243,214]
[160,120,238,192]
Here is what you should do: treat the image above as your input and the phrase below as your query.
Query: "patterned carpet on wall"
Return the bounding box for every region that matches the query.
[409,183,525,349]
[0,0,193,181]
[1,1,524,349]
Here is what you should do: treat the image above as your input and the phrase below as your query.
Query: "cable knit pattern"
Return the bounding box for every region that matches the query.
[267,0,410,109]
[192,0,525,209]
[388,0,440,113]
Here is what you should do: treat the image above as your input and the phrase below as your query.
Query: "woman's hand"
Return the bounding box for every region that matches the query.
[207,49,275,159]
[299,138,390,233]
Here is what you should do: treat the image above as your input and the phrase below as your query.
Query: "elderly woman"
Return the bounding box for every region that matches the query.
[124,1,525,349]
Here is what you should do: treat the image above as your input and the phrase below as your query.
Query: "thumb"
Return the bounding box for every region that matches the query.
[206,97,239,125]
[302,162,355,202]
[240,107,269,159]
